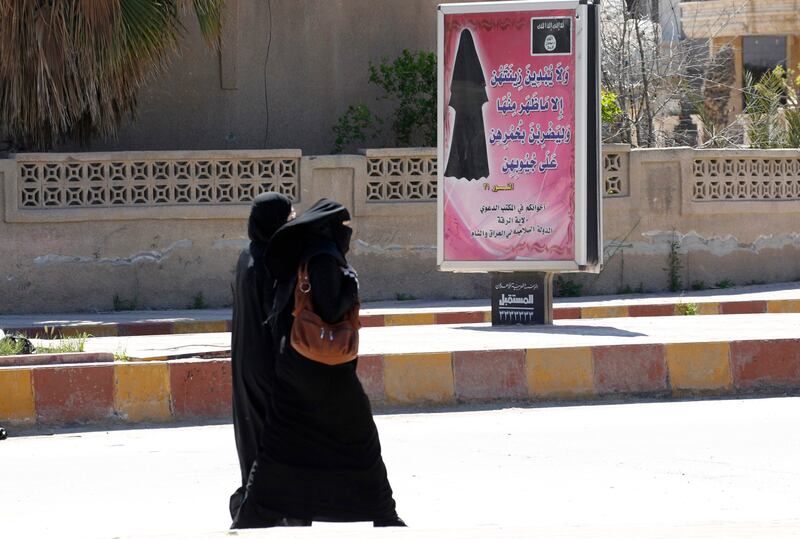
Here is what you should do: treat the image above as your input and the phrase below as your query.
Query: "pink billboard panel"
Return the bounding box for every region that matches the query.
[439,7,580,268]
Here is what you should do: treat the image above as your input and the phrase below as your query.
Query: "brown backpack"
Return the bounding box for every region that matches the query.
[289,262,360,365]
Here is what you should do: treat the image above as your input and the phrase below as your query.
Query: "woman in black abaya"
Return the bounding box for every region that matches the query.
[231,198,405,529]
[229,192,293,517]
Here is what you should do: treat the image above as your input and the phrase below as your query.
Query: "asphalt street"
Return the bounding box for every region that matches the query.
[2,397,800,538]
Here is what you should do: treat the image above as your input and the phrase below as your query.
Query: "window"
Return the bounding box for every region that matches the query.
[742,35,787,83]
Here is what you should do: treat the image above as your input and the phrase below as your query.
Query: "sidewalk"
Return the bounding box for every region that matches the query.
[2,281,799,337]
[3,313,799,427]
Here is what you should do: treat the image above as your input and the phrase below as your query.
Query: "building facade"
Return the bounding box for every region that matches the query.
[681,0,800,117]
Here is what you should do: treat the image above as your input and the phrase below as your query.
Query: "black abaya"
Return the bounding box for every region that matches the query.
[230,193,292,516]
[232,199,402,527]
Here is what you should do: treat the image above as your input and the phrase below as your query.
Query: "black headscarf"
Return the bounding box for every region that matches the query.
[248,193,293,263]
[266,198,352,280]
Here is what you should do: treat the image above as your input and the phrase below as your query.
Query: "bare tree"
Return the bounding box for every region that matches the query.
[601,0,751,148]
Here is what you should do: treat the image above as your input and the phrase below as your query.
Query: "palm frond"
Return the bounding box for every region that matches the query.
[0,0,224,150]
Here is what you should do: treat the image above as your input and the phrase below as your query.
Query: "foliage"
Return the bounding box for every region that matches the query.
[371,50,436,146]
[714,279,734,289]
[744,66,800,149]
[113,294,138,311]
[555,276,583,298]
[690,280,706,291]
[189,292,208,310]
[114,347,130,362]
[0,0,223,150]
[676,302,698,316]
[0,336,28,356]
[34,327,91,354]
[664,237,683,292]
[601,89,623,125]
[332,105,382,154]
[395,292,417,301]
[332,50,435,152]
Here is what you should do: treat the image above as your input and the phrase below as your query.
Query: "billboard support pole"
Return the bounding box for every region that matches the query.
[490,271,554,325]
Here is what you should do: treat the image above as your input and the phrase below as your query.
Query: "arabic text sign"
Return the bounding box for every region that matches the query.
[490,272,549,325]
[441,9,576,264]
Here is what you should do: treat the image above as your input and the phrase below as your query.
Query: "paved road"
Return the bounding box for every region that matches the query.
[2,398,800,538]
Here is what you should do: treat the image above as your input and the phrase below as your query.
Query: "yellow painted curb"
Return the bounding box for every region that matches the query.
[665,342,732,392]
[483,311,492,323]
[113,362,172,422]
[767,299,800,314]
[173,321,228,334]
[384,313,437,327]
[58,324,118,338]
[0,368,36,423]
[580,305,629,319]
[384,353,454,404]
[696,302,720,315]
[526,348,594,397]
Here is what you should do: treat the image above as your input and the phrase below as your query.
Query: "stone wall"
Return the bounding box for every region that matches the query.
[1,146,799,314]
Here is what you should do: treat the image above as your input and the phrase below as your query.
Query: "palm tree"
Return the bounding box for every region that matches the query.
[0,0,223,150]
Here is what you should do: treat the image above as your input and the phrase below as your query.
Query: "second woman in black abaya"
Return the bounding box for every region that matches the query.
[229,192,292,517]
[231,199,404,529]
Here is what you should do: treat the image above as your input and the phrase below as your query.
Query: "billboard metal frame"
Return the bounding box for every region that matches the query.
[437,0,601,274]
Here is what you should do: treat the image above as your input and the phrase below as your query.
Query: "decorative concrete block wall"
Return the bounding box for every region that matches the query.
[1,146,800,314]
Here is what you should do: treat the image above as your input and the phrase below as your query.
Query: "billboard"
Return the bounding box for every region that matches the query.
[437,0,601,273]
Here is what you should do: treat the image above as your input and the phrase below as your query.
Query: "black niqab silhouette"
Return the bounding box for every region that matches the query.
[444,29,490,181]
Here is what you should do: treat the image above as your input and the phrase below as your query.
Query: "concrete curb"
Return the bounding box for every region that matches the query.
[4,298,799,338]
[2,338,799,427]
[0,352,114,367]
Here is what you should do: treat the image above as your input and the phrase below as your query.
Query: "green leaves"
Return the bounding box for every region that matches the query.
[601,89,622,124]
[368,50,436,147]
[744,65,800,149]
[332,105,382,154]
[332,49,436,153]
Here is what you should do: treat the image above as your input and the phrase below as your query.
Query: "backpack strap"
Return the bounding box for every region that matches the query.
[292,262,313,318]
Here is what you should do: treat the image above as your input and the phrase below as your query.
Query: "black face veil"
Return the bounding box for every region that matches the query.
[444,29,490,181]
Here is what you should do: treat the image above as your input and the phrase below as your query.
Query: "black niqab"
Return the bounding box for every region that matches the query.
[444,29,490,181]
[266,198,352,280]
[247,193,293,264]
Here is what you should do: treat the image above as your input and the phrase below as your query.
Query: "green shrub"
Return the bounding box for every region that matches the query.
[744,65,800,149]
[555,276,583,298]
[189,293,208,310]
[0,337,27,356]
[113,294,138,311]
[332,50,436,152]
[664,238,683,292]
